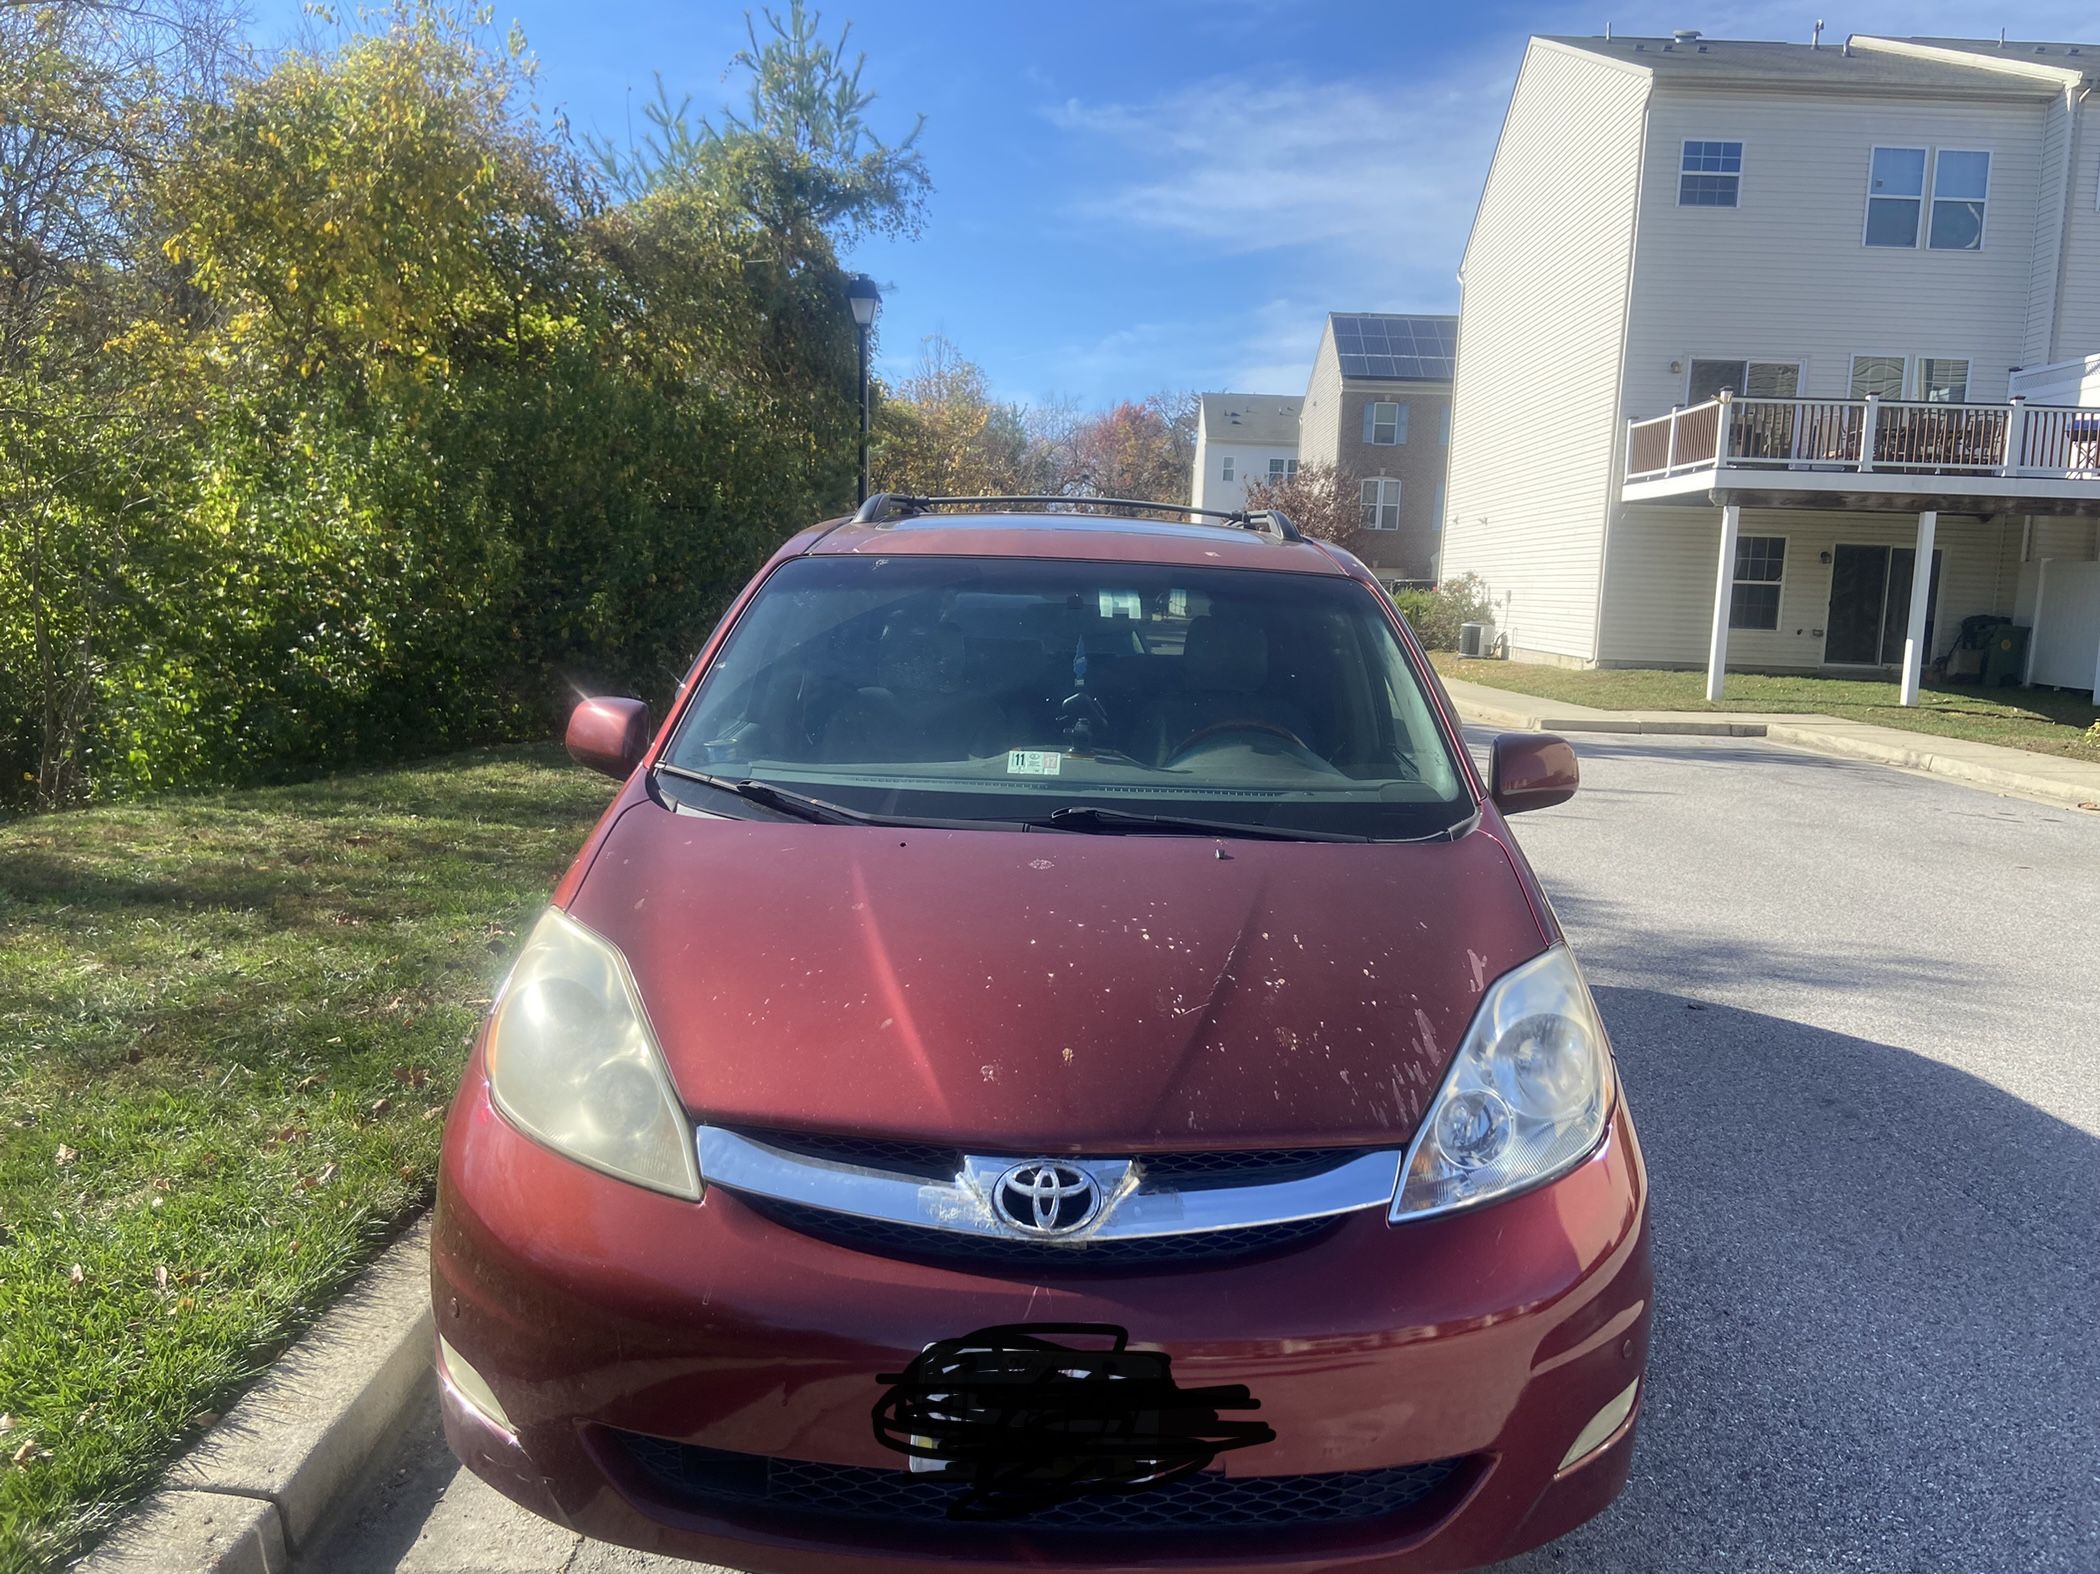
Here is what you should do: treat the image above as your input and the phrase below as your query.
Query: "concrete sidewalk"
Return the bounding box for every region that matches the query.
[1441,674,2100,812]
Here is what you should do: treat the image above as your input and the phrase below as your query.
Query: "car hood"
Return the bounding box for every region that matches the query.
[564,801,1549,1151]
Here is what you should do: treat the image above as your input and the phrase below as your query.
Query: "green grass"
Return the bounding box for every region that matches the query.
[0,747,609,1572]
[1432,654,2100,765]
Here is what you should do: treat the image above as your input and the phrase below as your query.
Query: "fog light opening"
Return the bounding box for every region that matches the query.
[1558,1378,1639,1471]
[438,1334,515,1435]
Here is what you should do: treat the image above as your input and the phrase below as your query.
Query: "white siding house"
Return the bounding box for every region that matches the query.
[1444,32,2100,702]
[1190,393,1300,514]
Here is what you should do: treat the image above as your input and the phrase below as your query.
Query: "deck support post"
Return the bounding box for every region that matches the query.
[1707,501,1741,703]
[1899,509,1937,707]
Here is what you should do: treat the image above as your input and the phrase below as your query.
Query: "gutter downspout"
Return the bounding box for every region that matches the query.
[2047,82,2091,369]
[1588,75,1656,668]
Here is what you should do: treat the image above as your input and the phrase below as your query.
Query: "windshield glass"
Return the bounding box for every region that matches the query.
[662,554,1470,839]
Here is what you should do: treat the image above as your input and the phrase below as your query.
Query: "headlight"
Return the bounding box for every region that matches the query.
[1390,946,1612,1221]
[485,908,701,1200]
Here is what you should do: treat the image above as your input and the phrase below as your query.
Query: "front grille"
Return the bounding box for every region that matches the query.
[742,1196,1339,1269]
[612,1431,1468,1532]
[736,1129,1366,1189]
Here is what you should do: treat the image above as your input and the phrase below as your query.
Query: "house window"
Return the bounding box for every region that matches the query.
[1929,150,1989,250]
[1919,358,1970,403]
[1268,457,1298,478]
[1359,478,1402,530]
[1687,359,1799,403]
[1865,146,1927,247]
[1729,534,1785,630]
[1220,456,1234,481]
[1678,140,1742,206]
[1850,354,1906,400]
[1363,401,1407,445]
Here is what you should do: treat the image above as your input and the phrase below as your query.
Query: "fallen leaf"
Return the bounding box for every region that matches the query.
[124,1046,144,1065]
[397,1165,416,1181]
[10,1438,47,1467]
[422,1106,445,1122]
[154,1265,169,1293]
[54,1145,77,1168]
[0,1414,14,1434]
[296,1074,324,1092]
[67,1264,83,1288]
[368,1098,392,1120]
[389,1065,429,1089]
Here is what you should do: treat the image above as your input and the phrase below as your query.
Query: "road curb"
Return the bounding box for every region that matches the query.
[79,1221,434,1574]
[1452,696,2099,812]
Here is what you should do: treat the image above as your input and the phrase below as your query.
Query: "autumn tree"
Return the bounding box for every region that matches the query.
[1242,461,1364,548]
[872,334,1054,496]
[1063,392,1196,501]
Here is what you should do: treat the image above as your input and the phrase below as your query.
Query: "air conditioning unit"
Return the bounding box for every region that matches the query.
[1459,621,1489,658]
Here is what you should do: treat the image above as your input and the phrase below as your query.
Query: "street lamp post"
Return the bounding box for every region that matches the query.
[846,275,882,504]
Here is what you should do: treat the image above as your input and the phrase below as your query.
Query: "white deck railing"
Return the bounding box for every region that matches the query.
[1624,393,2100,484]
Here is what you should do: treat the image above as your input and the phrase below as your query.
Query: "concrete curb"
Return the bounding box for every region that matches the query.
[1761,719,2100,811]
[1446,690,1770,738]
[78,1221,433,1574]
[1451,694,2100,812]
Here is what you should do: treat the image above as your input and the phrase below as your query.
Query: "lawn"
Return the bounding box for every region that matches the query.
[0,747,609,1572]
[1432,654,2100,766]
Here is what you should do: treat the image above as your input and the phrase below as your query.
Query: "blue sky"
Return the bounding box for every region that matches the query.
[253,1,2100,407]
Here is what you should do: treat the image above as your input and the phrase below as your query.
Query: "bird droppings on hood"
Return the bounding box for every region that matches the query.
[1412,1008,1439,1062]
[1468,950,1488,993]
[980,1064,998,1081]
[1062,1047,1074,1065]
[1029,859,1055,870]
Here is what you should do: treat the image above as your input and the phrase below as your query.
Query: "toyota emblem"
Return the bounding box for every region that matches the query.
[992,1160,1101,1236]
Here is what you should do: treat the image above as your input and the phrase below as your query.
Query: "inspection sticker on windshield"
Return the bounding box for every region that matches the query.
[1007,750,1062,776]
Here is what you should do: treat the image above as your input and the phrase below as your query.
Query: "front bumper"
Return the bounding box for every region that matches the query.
[432,1045,1651,1573]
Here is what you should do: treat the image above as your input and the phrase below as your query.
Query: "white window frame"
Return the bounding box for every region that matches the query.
[1676,138,1744,208]
[1359,477,1402,530]
[1365,401,1405,446]
[1220,455,1234,481]
[1685,356,1803,404]
[1863,144,1927,248]
[1927,148,1991,251]
[1916,355,1973,404]
[1728,532,1787,632]
[1848,352,1909,400]
[1267,456,1298,478]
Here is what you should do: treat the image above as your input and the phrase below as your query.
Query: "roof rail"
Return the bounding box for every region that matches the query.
[850,493,1304,543]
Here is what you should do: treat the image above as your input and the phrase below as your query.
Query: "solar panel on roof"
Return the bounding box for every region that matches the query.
[1330,314,1456,380]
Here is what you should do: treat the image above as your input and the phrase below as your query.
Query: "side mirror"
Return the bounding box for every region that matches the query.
[1490,732,1578,815]
[566,696,652,779]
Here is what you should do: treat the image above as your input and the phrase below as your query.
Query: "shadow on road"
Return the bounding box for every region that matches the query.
[1498,986,2098,1572]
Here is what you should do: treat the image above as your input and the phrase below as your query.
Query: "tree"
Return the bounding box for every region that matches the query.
[587,0,929,248]
[1064,392,1196,502]
[872,334,1052,497]
[1242,461,1363,546]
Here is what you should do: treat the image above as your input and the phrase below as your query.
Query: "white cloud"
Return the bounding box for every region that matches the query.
[1048,67,1504,311]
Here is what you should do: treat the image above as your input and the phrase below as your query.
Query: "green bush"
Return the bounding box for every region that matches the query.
[0,3,917,813]
[1393,573,1495,651]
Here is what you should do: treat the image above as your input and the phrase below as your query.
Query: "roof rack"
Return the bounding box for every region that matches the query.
[850,493,1304,542]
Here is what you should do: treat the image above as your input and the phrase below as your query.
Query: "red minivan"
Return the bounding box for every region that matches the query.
[432,498,1651,1573]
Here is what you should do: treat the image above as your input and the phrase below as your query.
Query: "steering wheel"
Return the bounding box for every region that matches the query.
[1166,718,1315,761]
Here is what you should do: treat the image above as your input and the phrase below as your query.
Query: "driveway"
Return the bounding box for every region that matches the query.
[306,731,2100,1573]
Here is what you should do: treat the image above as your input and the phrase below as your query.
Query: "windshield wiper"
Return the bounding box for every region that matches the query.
[652,763,892,826]
[1032,806,1369,843]
[653,763,1033,832]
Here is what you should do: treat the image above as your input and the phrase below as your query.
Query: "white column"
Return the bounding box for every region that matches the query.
[1899,510,1937,707]
[1707,502,1741,703]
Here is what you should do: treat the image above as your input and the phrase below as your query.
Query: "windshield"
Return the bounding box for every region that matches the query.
[662,554,1470,839]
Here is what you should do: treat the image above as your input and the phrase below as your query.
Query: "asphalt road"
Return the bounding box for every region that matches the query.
[305,731,2100,1573]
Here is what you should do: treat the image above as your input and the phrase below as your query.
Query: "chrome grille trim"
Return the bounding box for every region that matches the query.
[695,1126,1402,1244]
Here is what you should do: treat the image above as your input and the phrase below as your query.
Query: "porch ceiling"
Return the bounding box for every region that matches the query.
[1621,469,2100,518]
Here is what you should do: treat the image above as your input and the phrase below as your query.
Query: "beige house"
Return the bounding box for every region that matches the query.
[1300,313,1455,583]
[1444,31,2100,702]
